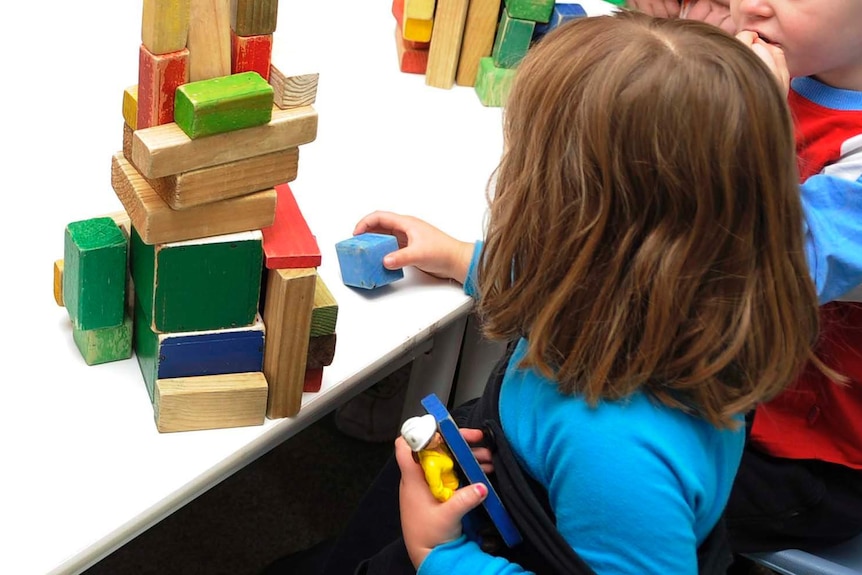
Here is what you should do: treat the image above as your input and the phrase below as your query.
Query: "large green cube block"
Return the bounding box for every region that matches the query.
[174,71,274,139]
[503,0,554,24]
[475,57,517,107]
[72,312,133,366]
[492,9,535,69]
[63,217,128,331]
[131,227,263,333]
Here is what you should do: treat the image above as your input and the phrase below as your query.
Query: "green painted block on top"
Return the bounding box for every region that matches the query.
[130,227,264,333]
[492,9,536,69]
[63,217,127,331]
[503,0,555,24]
[475,57,517,107]
[173,71,274,139]
[73,312,133,366]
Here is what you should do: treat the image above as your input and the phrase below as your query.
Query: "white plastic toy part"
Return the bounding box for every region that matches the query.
[400,414,438,452]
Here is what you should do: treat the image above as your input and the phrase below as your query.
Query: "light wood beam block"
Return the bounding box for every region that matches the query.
[149,147,298,209]
[154,372,268,432]
[142,0,190,54]
[425,0,470,89]
[54,259,64,306]
[131,105,317,178]
[72,312,133,366]
[263,267,316,418]
[123,85,138,130]
[455,0,503,86]
[137,45,189,129]
[188,0,231,81]
[261,182,322,269]
[230,0,278,36]
[231,31,272,80]
[111,152,276,244]
[268,67,319,109]
[174,71,273,139]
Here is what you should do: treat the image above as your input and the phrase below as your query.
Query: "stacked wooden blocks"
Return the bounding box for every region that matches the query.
[55,0,337,433]
[391,0,589,106]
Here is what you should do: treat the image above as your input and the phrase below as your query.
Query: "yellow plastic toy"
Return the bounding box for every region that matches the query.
[401,414,460,502]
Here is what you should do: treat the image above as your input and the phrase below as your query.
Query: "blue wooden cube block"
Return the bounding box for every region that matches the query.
[533,3,587,40]
[335,233,404,289]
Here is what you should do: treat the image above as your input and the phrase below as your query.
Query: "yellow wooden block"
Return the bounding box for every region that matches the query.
[405,0,436,20]
[122,85,138,131]
[403,17,433,42]
[154,372,268,432]
[54,259,64,307]
[142,0,190,54]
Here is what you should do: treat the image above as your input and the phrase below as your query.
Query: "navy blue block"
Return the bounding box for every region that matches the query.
[159,327,264,379]
[534,3,587,39]
[335,233,404,289]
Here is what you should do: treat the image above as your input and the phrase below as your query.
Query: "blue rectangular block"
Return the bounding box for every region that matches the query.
[335,233,404,289]
[533,3,587,39]
[421,393,523,548]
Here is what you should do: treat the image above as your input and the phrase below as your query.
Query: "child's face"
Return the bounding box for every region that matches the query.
[730,0,862,90]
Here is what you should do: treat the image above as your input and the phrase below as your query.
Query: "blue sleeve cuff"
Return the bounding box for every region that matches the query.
[463,241,484,298]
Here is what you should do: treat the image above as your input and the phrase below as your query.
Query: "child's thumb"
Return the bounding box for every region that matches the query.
[448,482,488,517]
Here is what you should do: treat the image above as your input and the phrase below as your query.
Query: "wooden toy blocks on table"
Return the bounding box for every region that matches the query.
[533,3,587,40]
[475,56,517,107]
[73,312,134,366]
[230,0,279,36]
[335,233,404,289]
[261,182,321,269]
[503,0,555,24]
[141,0,190,55]
[491,9,536,69]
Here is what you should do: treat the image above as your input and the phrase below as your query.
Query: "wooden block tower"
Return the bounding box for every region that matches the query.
[56,0,338,432]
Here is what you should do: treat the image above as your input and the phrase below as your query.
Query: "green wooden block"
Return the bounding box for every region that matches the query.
[73,312,133,366]
[475,57,517,107]
[503,0,555,23]
[492,9,535,69]
[63,217,128,331]
[130,227,263,333]
[174,71,274,139]
[310,274,338,338]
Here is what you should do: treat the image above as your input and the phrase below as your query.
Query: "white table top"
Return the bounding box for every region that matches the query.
[1,1,614,573]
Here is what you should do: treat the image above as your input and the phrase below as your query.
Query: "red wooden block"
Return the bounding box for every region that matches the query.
[137,44,189,130]
[261,183,322,269]
[303,367,324,393]
[230,31,273,81]
[396,25,429,74]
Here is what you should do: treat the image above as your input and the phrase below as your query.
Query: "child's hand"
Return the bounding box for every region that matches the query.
[684,0,733,33]
[395,435,488,569]
[461,428,494,474]
[736,31,789,94]
[625,0,681,19]
[353,211,474,284]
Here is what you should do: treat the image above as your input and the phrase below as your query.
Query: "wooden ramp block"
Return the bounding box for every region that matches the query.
[130,227,263,333]
[335,233,404,289]
[131,105,318,178]
[154,372,268,432]
[231,0,278,36]
[503,0,554,23]
[123,85,138,130]
[307,333,336,370]
[64,217,128,331]
[54,259,64,306]
[135,299,265,400]
[261,182,322,269]
[491,9,535,69]
[174,71,273,139]
[268,67,319,109]
[425,0,470,89]
[455,0,503,86]
[395,25,429,74]
[142,0,190,54]
[73,312,133,366]
[474,56,516,107]
[111,152,277,244]
[137,45,189,130]
[263,268,316,418]
[231,31,273,80]
[149,147,298,209]
[311,274,338,337]
[188,0,231,81]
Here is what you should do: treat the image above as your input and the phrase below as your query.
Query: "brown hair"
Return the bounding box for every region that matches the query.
[477,11,819,428]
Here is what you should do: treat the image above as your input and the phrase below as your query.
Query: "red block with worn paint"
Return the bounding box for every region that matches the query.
[137,44,189,130]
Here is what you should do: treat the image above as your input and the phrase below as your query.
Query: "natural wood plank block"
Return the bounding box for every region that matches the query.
[123,85,138,131]
[174,71,274,139]
[188,0,231,81]
[154,372,268,432]
[149,147,298,209]
[268,67,319,109]
[261,182,321,269]
[231,31,272,80]
[73,312,133,366]
[405,0,436,20]
[474,56,516,107]
[130,227,263,332]
[503,0,554,23]
[142,0,190,54]
[395,25,429,75]
[425,0,470,89]
[230,0,278,36]
[131,105,318,178]
[263,267,316,418]
[137,45,189,129]
[111,152,276,244]
[491,9,535,69]
[306,333,336,370]
[302,367,324,393]
[54,259,64,306]
[455,0,503,86]
[311,273,338,337]
[64,217,128,331]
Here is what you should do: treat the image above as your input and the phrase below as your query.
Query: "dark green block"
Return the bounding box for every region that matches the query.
[73,312,133,366]
[63,217,128,331]
[130,227,263,333]
[475,57,517,107]
[492,9,535,69]
[503,0,555,23]
[174,71,274,139]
